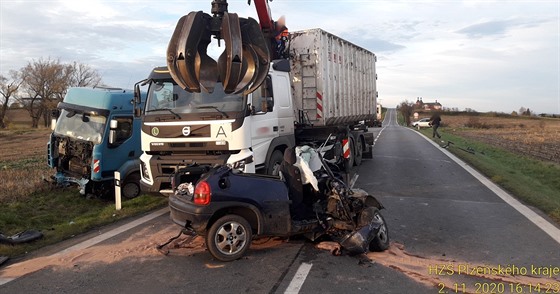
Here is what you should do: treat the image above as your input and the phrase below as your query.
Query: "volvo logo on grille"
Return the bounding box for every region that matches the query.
[182,126,191,136]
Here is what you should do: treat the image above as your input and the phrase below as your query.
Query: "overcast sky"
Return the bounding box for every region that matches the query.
[1,0,559,114]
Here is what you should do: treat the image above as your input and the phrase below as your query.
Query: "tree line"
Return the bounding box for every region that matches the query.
[0,58,102,128]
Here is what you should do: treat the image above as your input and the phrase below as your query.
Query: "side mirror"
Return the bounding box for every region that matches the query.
[134,84,141,104]
[108,119,118,145]
[264,77,273,97]
[133,82,142,118]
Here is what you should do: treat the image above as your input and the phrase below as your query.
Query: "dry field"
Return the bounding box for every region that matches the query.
[439,115,560,164]
[0,129,53,203]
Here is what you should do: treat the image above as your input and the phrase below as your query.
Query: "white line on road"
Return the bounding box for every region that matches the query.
[54,207,169,256]
[284,262,313,294]
[371,109,392,148]
[410,128,560,245]
[0,207,169,286]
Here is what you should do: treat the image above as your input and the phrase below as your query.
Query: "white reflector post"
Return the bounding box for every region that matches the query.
[114,171,122,210]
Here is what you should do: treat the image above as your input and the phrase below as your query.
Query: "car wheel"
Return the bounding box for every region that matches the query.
[354,136,363,166]
[267,150,284,176]
[122,173,141,199]
[207,215,253,262]
[369,208,390,251]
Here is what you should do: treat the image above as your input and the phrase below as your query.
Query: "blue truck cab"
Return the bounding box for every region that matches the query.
[47,87,146,198]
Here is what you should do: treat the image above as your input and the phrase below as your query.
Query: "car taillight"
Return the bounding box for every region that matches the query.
[193,181,211,205]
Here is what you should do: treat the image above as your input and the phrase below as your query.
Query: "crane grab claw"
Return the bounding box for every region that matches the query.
[167,9,270,95]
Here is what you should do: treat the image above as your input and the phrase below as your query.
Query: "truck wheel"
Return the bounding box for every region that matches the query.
[369,208,390,252]
[354,136,363,166]
[267,150,284,176]
[122,173,141,199]
[207,215,253,262]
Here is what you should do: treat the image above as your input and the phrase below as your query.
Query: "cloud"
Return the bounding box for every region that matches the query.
[456,18,547,38]
[1,0,559,114]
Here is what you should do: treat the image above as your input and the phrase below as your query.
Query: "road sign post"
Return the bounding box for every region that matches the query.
[114,171,122,210]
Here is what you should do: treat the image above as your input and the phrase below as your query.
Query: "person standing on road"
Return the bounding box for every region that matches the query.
[430,113,442,139]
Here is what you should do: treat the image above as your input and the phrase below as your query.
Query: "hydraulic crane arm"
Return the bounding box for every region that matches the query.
[249,0,274,31]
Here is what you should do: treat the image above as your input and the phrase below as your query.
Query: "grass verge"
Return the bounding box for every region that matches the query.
[0,191,167,257]
[397,112,405,126]
[416,127,560,224]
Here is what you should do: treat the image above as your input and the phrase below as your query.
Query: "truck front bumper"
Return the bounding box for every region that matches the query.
[140,176,171,195]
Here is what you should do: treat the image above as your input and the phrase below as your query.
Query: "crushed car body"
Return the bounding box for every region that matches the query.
[168,146,389,261]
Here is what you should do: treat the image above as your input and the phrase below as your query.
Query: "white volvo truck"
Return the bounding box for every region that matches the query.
[136,29,378,194]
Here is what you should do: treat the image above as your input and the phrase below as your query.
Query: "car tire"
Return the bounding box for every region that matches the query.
[354,136,363,166]
[368,208,390,252]
[207,215,253,262]
[267,150,284,176]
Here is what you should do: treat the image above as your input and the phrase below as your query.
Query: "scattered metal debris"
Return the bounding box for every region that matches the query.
[0,230,43,245]
[442,140,476,154]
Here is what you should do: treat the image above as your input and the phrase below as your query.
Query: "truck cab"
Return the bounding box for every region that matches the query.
[137,62,295,194]
[48,87,146,198]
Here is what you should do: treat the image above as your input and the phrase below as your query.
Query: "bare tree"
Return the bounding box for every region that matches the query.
[397,100,414,126]
[19,58,73,128]
[69,61,102,87]
[0,71,23,128]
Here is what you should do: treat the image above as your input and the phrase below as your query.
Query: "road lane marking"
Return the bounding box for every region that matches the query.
[284,262,313,294]
[0,207,169,286]
[371,110,392,147]
[0,278,15,285]
[372,126,386,148]
[409,128,560,245]
[54,207,169,256]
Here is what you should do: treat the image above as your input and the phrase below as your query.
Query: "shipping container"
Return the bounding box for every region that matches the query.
[290,28,377,126]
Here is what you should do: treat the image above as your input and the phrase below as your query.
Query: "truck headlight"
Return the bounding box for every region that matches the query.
[141,162,151,181]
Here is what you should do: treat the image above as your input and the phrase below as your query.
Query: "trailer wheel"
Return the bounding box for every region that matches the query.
[354,136,363,166]
[207,215,253,262]
[122,173,141,199]
[369,208,390,252]
[267,150,284,176]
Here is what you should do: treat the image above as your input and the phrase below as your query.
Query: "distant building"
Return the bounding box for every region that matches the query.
[414,98,442,111]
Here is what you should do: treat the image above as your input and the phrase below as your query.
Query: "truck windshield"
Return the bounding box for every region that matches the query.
[146,81,245,115]
[54,109,106,144]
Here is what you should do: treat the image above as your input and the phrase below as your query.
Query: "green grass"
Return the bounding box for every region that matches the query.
[381,107,388,121]
[0,156,44,170]
[416,127,560,223]
[0,190,167,257]
[397,111,405,126]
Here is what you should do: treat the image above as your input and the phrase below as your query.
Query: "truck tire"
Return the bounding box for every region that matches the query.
[207,215,253,262]
[122,173,141,199]
[267,150,284,176]
[354,136,363,166]
[369,208,390,252]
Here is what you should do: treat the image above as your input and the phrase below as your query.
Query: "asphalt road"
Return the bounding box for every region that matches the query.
[1,109,559,293]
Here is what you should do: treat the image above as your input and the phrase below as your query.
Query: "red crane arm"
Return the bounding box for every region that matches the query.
[252,0,274,30]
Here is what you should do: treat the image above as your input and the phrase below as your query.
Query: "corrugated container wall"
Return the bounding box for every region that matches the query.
[290,29,377,126]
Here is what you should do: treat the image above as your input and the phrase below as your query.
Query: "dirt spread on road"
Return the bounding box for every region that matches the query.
[0,227,289,280]
[0,226,195,279]
[367,242,560,294]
